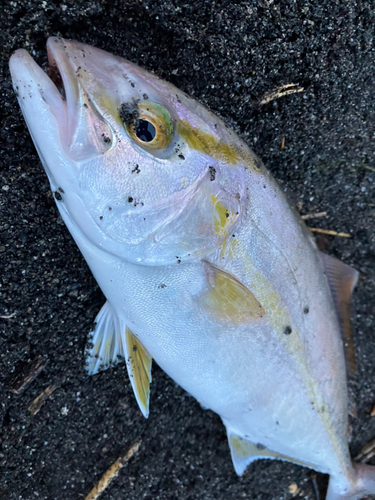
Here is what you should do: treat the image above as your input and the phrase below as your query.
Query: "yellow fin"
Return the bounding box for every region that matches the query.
[320,252,359,376]
[125,327,152,418]
[227,431,316,476]
[201,262,265,325]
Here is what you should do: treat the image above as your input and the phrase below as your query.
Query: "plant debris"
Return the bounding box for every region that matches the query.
[9,355,48,395]
[84,440,141,500]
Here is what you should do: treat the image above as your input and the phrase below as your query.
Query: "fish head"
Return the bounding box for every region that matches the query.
[9,37,253,265]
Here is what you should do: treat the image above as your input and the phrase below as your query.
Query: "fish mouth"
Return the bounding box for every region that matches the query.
[45,37,80,143]
[10,37,113,163]
[46,47,67,101]
[9,37,78,149]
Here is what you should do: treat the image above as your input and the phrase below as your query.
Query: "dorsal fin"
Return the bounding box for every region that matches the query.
[320,252,359,376]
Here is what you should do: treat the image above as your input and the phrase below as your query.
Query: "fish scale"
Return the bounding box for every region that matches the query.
[9,37,375,499]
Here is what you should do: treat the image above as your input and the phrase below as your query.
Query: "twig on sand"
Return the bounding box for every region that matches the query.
[309,228,351,238]
[28,384,58,415]
[311,473,320,500]
[260,83,304,106]
[354,437,375,463]
[84,440,142,500]
[10,355,48,395]
[0,311,16,319]
[301,211,327,221]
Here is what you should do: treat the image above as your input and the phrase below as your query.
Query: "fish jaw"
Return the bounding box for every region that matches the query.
[9,44,124,261]
[9,48,70,191]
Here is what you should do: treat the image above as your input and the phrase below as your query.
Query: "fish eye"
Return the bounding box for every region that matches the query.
[121,102,173,151]
[134,119,156,143]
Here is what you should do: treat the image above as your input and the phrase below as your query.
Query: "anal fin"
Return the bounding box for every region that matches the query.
[226,429,316,476]
[320,252,359,376]
[85,302,152,418]
[85,301,124,375]
[123,327,152,419]
[227,431,275,476]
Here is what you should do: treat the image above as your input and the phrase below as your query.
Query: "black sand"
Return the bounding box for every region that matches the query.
[0,1,374,499]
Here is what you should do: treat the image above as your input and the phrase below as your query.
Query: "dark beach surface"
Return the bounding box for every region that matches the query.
[1,1,374,499]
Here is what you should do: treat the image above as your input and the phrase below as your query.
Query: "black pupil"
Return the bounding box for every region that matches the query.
[134,119,156,142]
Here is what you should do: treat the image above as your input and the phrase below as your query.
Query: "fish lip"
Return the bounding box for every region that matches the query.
[9,38,79,152]
[9,46,68,128]
[9,46,66,188]
[9,39,90,188]
[46,37,80,143]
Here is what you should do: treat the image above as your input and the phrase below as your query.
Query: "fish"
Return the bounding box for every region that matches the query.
[9,37,375,500]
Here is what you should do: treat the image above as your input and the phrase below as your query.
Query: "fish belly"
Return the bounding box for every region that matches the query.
[58,165,351,480]
[99,255,350,477]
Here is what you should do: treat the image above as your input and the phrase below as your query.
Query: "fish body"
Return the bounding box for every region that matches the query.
[9,38,375,499]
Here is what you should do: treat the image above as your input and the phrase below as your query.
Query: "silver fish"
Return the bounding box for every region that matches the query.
[9,37,375,499]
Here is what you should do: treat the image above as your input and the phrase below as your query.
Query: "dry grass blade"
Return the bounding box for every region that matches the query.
[260,83,304,105]
[309,228,351,238]
[354,437,375,463]
[28,384,58,415]
[10,355,48,395]
[311,474,320,500]
[301,211,327,221]
[0,311,16,319]
[84,440,141,500]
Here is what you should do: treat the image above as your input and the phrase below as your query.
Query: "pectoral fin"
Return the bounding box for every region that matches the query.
[226,428,316,476]
[85,301,124,375]
[123,327,152,418]
[320,252,359,376]
[200,261,265,325]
